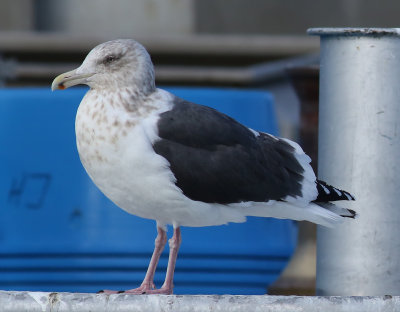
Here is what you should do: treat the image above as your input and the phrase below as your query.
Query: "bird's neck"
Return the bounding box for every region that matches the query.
[86,86,164,117]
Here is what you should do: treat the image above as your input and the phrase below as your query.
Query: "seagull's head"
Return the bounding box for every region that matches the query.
[52,39,156,94]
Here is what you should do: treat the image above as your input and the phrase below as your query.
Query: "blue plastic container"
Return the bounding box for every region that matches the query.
[0,87,297,294]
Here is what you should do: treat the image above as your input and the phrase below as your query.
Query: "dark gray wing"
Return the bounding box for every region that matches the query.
[153,96,305,204]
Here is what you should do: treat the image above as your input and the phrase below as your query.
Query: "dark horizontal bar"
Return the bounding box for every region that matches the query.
[0,280,269,288]
[0,253,290,261]
[0,266,281,275]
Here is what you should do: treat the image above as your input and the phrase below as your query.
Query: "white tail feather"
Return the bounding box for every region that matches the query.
[233,201,344,228]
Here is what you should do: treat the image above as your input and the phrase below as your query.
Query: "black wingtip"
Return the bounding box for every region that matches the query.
[315,180,356,202]
[340,208,357,219]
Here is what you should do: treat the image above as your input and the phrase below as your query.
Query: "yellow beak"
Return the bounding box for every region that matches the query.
[51,69,93,91]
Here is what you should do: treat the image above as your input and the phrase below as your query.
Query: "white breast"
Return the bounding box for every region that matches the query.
[74,88,252,228]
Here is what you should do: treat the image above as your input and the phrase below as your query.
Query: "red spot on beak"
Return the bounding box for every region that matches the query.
[59,84,66,90]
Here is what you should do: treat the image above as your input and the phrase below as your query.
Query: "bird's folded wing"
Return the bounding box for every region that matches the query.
[153,96,312,205]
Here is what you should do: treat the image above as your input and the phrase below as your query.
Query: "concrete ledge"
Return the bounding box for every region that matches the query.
[0,291,399,312]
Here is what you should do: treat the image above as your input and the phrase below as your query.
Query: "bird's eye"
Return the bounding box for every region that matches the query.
[104,55,117,64]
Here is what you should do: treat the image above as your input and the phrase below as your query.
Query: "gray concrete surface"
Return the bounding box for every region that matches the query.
[0,291,398,312]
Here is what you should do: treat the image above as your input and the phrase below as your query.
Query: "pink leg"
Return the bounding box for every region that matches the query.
[144,227,182,294]
[99,226,167,294]
[128,227,182,295]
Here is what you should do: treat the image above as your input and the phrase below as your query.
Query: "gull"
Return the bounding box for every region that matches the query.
[52,39,355,294]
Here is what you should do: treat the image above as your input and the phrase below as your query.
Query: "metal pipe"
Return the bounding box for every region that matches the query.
[308,28,400,295]
[5,54,319,86]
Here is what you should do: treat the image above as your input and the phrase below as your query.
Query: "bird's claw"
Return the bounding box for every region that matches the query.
[97,289,121,294]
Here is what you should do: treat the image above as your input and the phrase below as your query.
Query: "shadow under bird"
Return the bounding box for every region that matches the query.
[52,39,356,295]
